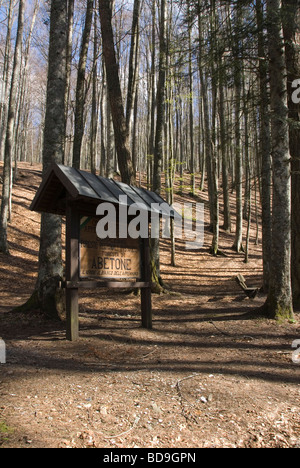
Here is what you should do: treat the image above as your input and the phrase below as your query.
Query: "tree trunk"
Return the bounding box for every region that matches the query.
[188,8,195,197]
[209,0,219,255]
[147,0,156,190]
[126,0,141,132]
[0,0,25,255]
[73,0,94,169]
[232,2,243,253]
[106,89,114,179]
[16,0,69,319]
[198,9,219,253]
[265,0,294,320]
[151,0,167,292]
[64,0,75,165]
[256,0,272,292]
[153,0,167,195]
[218,63,231,232]
[98,0,135,185]
[282,0,300,309]
[91,12,99,175]
[0,0,14,163]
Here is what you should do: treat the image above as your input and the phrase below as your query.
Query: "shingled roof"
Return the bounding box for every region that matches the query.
[30,163,180,219]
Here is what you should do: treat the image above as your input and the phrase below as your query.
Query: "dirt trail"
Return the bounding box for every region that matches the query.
[0,163,299,448]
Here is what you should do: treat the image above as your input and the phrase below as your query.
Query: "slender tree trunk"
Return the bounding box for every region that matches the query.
[0,0,25,254]
[242,79,250,222]
[282,0,300,308]
[198,9,217,248]
[64,0,75,165]
[0,0,14,163]
[232,2,243,253]
[209,0,219,255]
[98,0,135,185]
[73,0,94,169]
[13,0,40,183]
[188,7,195,196]
[91,12,99,174]
[179,97,185,194]
[132,81,139,177]
[219,62,231,232]
[153,0,167,195]
[265,0,294,320]
[256,0,272,292]
[106,89,114,179]
[126,0,140,132]
[151,0,167,292]
[146,0,156,190]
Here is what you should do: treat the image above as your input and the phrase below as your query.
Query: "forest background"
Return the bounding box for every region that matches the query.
[0,0,299,322]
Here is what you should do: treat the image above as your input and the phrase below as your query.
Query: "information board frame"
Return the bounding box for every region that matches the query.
[79,216,141,281]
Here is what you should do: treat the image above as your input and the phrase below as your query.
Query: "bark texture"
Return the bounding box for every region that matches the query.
[98,0,135,185]
[73,0,94,169]
[266,0,294,320]
[0,0,25,254]
[282,0,300,308]
[36,0,68,319]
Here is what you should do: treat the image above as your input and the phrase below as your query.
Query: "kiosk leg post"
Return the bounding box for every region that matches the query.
[141,237,152,329]
[66,288,79,341]
[66,206,80,341]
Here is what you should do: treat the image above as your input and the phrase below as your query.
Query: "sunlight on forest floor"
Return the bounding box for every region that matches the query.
[0,163,299,448]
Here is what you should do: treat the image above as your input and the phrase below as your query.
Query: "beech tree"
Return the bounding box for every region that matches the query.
[256,0,272,291]
[151,0,167,291]
[282,0,300,308]
[232,1,243,253]
[72,0,94,169]
[17,0,68,318]
[265,0,294,320]
[1,0,299,315]
[0,0,25,255]
[98,0,135,185]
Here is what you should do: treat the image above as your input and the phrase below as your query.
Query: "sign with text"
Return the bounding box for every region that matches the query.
[80,217,141,280]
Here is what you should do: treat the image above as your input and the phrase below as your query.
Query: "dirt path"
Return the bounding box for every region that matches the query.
[0,163,299,448]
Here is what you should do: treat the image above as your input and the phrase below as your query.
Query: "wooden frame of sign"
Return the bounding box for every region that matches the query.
[31,164,178,342]
[64,201,152,341]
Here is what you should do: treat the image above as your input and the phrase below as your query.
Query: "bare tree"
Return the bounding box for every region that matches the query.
[0,0,14,162]
[126,0,141,132]
[17,0,69,319]
[256,0,272,291]
[73,0,94,169]
[98,0,135,185]
[0,0,25,254]
[282,0,300,308]
[232,1,243,253]
[151,0,167,292]
[265,0,294,320]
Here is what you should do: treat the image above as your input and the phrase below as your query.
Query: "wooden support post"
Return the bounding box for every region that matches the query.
[141,237,152,329]
[66,204,80,341]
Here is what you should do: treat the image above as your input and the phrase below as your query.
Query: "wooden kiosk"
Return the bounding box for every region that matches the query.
[30,163,178,341]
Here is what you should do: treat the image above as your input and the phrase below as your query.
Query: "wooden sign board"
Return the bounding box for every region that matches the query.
[80,217,141,280]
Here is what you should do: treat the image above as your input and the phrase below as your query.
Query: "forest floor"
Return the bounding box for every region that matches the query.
[0,162,300,449]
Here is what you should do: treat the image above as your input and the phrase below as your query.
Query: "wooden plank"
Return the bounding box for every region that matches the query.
[65,204,80,341]
[140,237,152,329]
[235,275,259,299]
[79,217,141,280]
[63,281,151,289]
